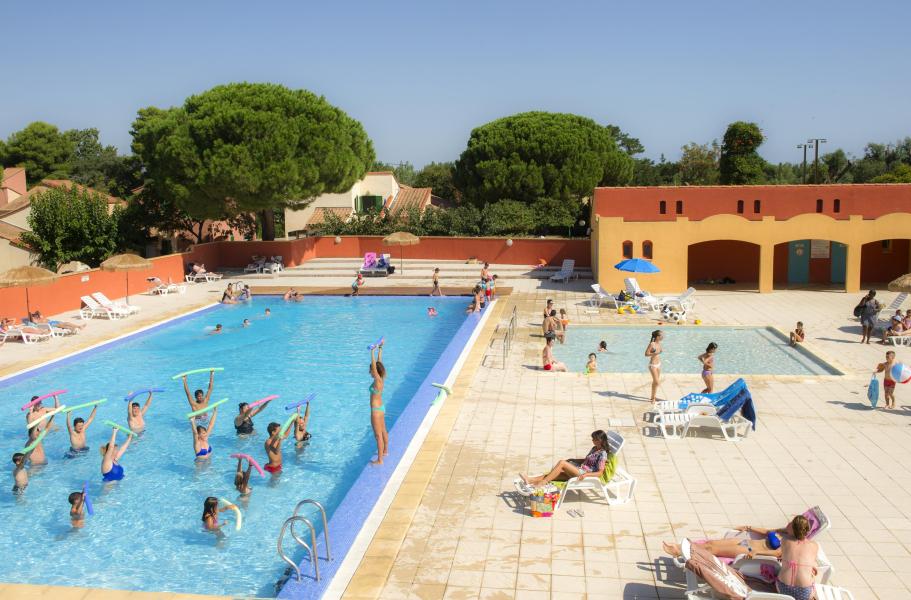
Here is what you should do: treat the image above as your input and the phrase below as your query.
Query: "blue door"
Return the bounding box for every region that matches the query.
[788,240,810,284]
[831,242,847,284]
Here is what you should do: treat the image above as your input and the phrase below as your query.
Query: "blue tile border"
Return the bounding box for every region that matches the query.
[277,309,486,600]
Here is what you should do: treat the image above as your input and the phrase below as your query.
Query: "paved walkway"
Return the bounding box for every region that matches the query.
[344,289,911,600]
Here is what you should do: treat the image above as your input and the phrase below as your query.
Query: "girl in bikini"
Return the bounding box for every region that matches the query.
[645,330,663,404]
[201,496,236,533]
[190,405,218,461]
[697,342,717,393]
[369,342,388,465]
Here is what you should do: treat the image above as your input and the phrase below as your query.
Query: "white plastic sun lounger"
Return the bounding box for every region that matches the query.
[92,292,140,315]
[80,295,123,320]
[624,278,662,311]
[655,404,751,441]
[588,284,635,309]
[549,259,576,282]
[660,287,697,313]
[555,431,636,508]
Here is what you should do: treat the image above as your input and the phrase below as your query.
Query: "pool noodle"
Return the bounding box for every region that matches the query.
[171,367,224,380]
[284,393,315,412]
[124,389,164,401]
[279,413,297,437]
[62,399,107,413]
[431,383,452,395]
[20,429,48,454]
[26,405,67,429]
[21,390,68,410]
[248,394,278,409]
[230,453,266,477]
[83,481,94,516]
[103,419,138,437]
[186,397,228,419]
[367,336,384,350]
[219,497,242,531]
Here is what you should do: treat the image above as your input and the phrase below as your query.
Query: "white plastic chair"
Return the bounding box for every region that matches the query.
[549,259,575,282]
[92,292,140,315]
[555,432,636,508]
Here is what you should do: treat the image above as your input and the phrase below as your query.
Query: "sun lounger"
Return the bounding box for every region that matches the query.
[624,278,662,311]
[549,259,576,283]
[555,431,636,508]
[876,292,908,331]
[655,378,748,413]
[656,388,754,441]
[588,283,635,309]
[244,258,265,273]
[0,324,51,344]
[186,265,223,283]
[23,319,71,337]
[80,295,124,320]
[660,287,697,314]
[359,252,389,277]
[92,292,140,315]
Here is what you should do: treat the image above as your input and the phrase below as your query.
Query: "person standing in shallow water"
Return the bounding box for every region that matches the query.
[369,342,388,465]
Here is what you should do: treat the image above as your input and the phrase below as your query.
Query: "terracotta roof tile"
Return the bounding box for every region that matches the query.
[306,207,353,226]
[390,185,432,213]
[0,220,28,248]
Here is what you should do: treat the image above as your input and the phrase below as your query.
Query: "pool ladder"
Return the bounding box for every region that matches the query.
[277,499,332,583]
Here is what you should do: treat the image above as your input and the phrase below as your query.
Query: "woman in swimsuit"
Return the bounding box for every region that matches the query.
[294,403,312,447]
[233,398,273,436]
[519,430,614,487]
[541,300,554,334]
[645,330,663,404]
[369,342,388,465]
[190,406,218,461]
[100,427,133,482]
[201,496,235,533]
[697,342,717,393]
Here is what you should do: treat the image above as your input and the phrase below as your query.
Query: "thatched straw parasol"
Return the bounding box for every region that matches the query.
[383,231,420,274]
[101,253,153,303]
[888,273,911,293]
[0,265,59,315]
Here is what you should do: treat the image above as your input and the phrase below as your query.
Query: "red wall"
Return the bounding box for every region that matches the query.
[0,254,186,318]
[861,239,910,283]
[593,183,911,222]
[687,241,760,283]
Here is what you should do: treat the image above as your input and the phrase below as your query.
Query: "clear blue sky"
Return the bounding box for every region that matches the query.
[3,0,909,167]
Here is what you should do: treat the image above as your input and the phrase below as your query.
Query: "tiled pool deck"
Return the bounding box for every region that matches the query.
[3,285,911,600]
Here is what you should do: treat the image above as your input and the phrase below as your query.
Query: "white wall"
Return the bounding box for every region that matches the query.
[0,207,30,230]
[0,240,34,269]
[284,173,400,232]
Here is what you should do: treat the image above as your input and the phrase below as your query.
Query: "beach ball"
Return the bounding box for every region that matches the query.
[890,363,911,384]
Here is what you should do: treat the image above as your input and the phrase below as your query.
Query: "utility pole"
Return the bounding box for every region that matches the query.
[807,138,827,183]
[797,143,812,184]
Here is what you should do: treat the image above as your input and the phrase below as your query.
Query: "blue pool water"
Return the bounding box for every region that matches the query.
[551,326,840,376]
[0,296,470,597]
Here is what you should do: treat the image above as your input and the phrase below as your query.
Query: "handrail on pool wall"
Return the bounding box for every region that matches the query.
[279,516,319,582]
[293,500,332,562]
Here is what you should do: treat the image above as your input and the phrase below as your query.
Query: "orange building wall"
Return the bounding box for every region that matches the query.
[593,184,911,222]
[687,241,760,283]
[861,239,911,283]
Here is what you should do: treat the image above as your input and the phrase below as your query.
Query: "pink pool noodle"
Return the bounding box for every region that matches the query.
[21,390,68,410]
[230,453,266,477]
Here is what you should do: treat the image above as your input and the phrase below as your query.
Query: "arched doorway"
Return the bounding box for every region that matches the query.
[687,240,760,287]
[773,239,847,288]
[860,239,911,286]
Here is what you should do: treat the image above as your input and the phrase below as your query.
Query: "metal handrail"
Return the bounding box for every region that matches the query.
[292,499,332,561]
[278,516,320,582]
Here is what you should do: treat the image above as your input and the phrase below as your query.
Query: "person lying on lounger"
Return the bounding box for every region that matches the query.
[29,310,85,333]
[519,430,614,488]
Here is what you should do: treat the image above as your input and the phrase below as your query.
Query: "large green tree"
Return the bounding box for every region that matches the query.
[719,121,766,185]
[414,161,458,202]
[481,200,536,235]
[677,141,720,185]
[131,83,375,240]
[871,163,911,183]
[20,185,120,269]
[3,121,74,184]
[453,112,634,207]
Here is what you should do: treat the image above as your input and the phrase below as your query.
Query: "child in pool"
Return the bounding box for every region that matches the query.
[559,308,570,333]
[294,403,312,447]
[68,490,86,528]
[190,406,218,460]
[127,391,154,433]
[427,307,438,317]
[25,411,57,466]
[598,340,608,353]
[201,496,235,532]
[182,370,215,424]
[66,405,99,456]
[25,393,60,429]
[100,427,133,482]
[234,457,253,495]
[264,421,291,474]
[11,448,37,495]
[585,353,597,374]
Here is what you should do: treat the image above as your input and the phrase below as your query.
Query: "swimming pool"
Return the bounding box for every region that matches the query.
[0,296,477,597]
[551,326,841,376]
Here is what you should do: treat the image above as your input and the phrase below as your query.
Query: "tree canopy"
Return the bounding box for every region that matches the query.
[413,161,458,202]
[131,82,375,239]
[20,185,121,269]
[2,121,74,184]
[719,121,766,185]
[453,112,635,206]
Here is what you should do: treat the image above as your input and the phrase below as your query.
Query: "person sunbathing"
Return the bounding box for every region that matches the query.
[30,311,85,333]
[882,309,911,344]
[519,430,614,487]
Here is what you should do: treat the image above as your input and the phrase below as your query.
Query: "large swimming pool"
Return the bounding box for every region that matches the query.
[551,326,841,376]
[0,296,475,597]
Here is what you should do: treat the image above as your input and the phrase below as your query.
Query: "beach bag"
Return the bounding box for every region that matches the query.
[853,304,863,318]
[685,543,750,600]
[867,375,879,408]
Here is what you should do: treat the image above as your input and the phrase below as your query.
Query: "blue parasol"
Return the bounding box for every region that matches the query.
[614,258,660,273]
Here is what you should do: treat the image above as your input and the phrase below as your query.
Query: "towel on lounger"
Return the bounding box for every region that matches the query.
[717,389,757,431]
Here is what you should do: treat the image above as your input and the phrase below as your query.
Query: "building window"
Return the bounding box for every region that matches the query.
[355,195,383,213]
[659,200,666,215]
[816,199,823,213]
[642,240,653,259]
[622,241,633,259]
[737,200,744,214]
[833,198,841,213]
[753,199,761,214]
[882,240,893,254]
[675,200,683,214]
